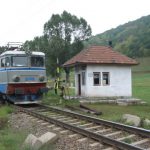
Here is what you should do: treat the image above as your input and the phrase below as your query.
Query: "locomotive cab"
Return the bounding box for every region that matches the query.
[0,50,48,104]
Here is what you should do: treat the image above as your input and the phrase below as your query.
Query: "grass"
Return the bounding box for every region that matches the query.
[0,105,30,150]
[0,106,13,129]
[0,128,29,150]
[0,106,13,118]
[132,57,150,72]
[43,89,79,107]
[132,72,150,104]
[87,103,150,120]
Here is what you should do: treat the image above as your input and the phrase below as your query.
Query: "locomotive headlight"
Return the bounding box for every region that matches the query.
[39,75,45,82]
[13,75,20,82]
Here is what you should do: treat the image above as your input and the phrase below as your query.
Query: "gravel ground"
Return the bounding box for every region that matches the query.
[9,112,149,150]
[8,112,102,150]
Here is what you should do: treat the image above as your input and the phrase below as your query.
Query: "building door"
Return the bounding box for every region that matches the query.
[78,74,81,95]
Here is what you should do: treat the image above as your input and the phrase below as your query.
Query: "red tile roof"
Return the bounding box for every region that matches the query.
[63,46,138,67]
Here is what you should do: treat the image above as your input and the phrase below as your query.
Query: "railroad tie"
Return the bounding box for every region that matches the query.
[47,114,57,117]
[58,117,71,121]
[103,147,115,150]
[27,116,35,119]
[105,131,122,137]
[47,125,55,128]
[36,109,47,112]
[94,128,112,133]
[78,123,93,127]
[63,118,76,123]
[41,122,49,126]
[31,118,38,121]
[89,142,102,149]
[85,125,101,130]
[36,120,44,123]
[59,130,69,135]
[43,112,55,115]
[53,127,62,131]
[68,134,79,138]
[77,137,88,143]
[65,119,78,123]
[54,115,65,119]
[70,121,81,125]
[131,138,149,146]
[117,134,136,141]
[57,116,69,120]
[50,114,62,118]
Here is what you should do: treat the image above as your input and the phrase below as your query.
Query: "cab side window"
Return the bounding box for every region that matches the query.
[5,57,10,67]
[1,58,5,67]
[1,57,10,67]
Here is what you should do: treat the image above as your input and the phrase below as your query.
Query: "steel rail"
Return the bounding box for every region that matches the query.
[16,105,144,150]
[40,105,150,138]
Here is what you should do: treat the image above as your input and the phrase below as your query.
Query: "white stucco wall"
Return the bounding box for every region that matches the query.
[74,64,132,97]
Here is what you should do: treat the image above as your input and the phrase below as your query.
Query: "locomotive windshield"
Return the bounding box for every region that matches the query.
[31,56,44,67]
[12,56,28,67]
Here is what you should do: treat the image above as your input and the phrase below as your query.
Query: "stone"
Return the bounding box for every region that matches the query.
[38,132,58,144]
[122,114,141,127]
[23,134,42,150]
[23,132,58,150]
[117,98,141,105]
[144,119,150,126]
[117,102,128,106]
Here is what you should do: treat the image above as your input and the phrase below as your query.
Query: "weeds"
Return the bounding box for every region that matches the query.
[123,138,133,144]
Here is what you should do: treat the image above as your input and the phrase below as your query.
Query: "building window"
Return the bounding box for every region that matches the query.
[93,72,100,86]
[81,65,86,70]
[102,72,110,85]
[82,72,86,85]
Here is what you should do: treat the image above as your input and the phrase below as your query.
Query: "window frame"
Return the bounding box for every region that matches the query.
[1,57,10,68]
[81,72,86,86]
[102,72,110,86]
[30,56,44,67]
[93,72,101,86]
[11,56,28,67]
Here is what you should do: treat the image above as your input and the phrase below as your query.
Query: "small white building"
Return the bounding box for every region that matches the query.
[63,46,138,97]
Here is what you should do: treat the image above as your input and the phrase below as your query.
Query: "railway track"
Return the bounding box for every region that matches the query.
[15,104,150,150]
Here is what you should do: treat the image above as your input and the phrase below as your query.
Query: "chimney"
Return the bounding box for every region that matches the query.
[108,41,112,47]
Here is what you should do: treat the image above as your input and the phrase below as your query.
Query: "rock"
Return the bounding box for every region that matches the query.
[117,98,141,105]
[38,132,58,144]
[144,119,150,126]
[23,132,58,150]
[122,114,141,127]
[117,102,128,106]
[23,134,42,150]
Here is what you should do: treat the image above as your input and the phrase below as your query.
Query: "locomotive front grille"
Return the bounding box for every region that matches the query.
[15,88,24,94]
[7,83,46,95]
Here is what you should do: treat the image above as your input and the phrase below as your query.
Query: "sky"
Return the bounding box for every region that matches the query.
[0,0,150,46]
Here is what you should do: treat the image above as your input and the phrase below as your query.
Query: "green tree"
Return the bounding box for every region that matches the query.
[44,11,92,76]
[84,15,150,58]
[23,11,92,76]
[0,46,6,54]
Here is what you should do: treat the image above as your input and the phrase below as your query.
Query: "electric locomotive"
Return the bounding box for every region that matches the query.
[0,45,48,104]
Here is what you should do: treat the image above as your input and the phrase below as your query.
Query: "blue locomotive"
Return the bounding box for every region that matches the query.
[0,44,48,104]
